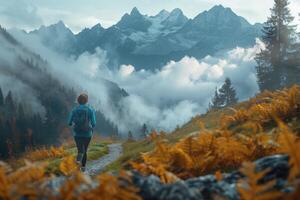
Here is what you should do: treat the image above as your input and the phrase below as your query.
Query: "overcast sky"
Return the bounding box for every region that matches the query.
[0,0,299,33]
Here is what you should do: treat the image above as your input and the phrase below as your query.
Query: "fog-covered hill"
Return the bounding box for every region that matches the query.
[0,26,129,157]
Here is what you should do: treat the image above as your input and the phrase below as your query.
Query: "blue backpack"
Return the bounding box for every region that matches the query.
[73,107,91,132]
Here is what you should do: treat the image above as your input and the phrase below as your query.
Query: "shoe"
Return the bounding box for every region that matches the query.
[76,160,81,165]
[80,167,86,172]
[76,153,83,165]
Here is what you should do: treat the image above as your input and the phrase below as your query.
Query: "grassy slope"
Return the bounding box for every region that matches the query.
[105,94,300,173]
[104,108,231,172]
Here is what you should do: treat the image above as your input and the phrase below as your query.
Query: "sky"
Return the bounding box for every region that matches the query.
[0,0,299,33]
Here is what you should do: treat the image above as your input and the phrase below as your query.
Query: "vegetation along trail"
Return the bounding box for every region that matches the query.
[86,143,123,176]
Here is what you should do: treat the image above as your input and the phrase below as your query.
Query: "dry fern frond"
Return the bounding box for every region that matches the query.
[0,161,12,174]
[81,172,141,200]
[50,146,65,158]
[24,146,67,162]
[238,162,283,200]
[130,161,179,183]
[242,121,263,134]
[147,130,159,142]
[4,160,48,200]
[0,167,11,200]
[8,160,47,184]
[220,85,300,129]
[59,156,78,176]
[215,170,223,182]
[276,119,300,181]
[59,172,88,200]
[169,148,193,170]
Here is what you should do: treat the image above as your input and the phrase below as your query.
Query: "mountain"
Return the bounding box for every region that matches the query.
[30,20,76,55]
[174,5,263,57]
[29,5,262,70]
[116,7,151,32]
[162,8,189,30]
[75,23,105,53]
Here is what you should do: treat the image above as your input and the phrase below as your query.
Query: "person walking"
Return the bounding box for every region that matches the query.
[68,93,96,172]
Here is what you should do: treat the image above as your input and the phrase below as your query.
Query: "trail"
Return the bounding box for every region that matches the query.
[86,143,122,176]
[45,143,123,191]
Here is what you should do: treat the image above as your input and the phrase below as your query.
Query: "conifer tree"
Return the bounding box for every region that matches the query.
[218,78,238,106]
[0,87,3,106]
[128,131,134,141]
[5,91,15,114]
[208,87,224,111]
[17,103,25,119]
[256,0,297,91]
[141,123,148,138]
[209,78,238,111]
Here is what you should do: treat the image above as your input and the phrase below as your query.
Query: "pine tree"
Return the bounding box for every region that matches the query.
[128,131,134,141]
[209,78,238,111]
[256,0,297,91]
[219,78,238,106]
[208,87,224,111]
[141,123,148,138]
[0,87,3,106]
[17,103,25,119]
[5,91,16,114]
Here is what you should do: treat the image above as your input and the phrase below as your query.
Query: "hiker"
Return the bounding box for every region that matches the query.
[68,93,96,172]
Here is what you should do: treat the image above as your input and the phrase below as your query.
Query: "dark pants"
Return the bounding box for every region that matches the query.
[74,136,91,167]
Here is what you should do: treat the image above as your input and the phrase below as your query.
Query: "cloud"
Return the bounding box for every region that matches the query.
[0,33,46,115]
[109,40,262,109]
[95,39,263,132]
[0,0,43,31]
[0,74,46,115]
[9,29,262,134]
[119,65,135,77]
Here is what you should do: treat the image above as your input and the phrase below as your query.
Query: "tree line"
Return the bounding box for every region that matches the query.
[0,85,74,158]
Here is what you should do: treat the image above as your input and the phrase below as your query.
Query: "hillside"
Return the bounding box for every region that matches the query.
[1,85,300,199]
[0,26,129,158]
[105,85,300,172]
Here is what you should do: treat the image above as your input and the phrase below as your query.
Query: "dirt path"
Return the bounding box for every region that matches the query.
[44,143,123,191]
[86,143,122,176]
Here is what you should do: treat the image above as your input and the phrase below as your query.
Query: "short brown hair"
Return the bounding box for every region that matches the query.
[77,93,88,105]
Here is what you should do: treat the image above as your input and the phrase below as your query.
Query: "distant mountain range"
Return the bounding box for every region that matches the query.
[29,5,263,70]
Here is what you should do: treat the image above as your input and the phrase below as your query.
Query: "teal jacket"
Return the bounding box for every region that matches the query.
[68,104,96,137]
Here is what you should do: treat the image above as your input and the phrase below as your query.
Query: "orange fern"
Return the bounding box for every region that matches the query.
[59,156,78,176]
[238,162,283,200]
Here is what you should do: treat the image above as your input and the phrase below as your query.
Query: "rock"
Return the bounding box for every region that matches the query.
[254,154,290,192]
[131,172,163,200]
[157,181,203,200]
[131,154,291,200]
[42,176,66,195]
[254,154,289,182]
[41,154,292,200]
